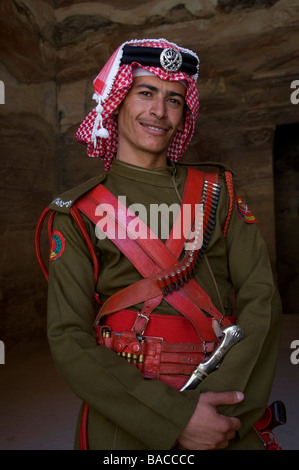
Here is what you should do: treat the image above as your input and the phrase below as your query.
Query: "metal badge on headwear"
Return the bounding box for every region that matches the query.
[76,38,200,171]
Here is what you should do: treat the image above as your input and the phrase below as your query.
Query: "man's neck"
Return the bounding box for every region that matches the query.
[115,149,167,169]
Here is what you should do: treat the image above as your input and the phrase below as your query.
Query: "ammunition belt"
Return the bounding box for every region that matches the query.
[96,325,218,391]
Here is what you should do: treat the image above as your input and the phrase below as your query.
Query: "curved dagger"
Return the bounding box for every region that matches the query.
[180,325,244,392]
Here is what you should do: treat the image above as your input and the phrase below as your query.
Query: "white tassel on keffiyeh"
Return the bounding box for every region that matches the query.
[91,94,110,147]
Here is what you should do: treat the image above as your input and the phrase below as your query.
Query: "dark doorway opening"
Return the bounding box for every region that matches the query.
[273,123,299,314]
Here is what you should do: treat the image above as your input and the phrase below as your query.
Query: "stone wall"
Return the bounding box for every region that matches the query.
[1,0,299,347]
[0,0,56,347]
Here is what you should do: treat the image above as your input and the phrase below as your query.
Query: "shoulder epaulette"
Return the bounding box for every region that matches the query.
[177,160,234,176]
[49,174,107,213]
[36,173,106,282]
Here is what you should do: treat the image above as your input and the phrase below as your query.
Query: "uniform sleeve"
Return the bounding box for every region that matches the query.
[194,190,282,440]
[47,211,198,449]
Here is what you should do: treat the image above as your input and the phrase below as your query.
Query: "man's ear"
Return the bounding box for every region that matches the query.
[113,106,119,116]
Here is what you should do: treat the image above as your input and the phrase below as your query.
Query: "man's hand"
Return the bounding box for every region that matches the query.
[177,391,244,450]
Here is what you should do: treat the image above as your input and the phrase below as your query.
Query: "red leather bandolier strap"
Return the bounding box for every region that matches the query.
[77,168,232,337]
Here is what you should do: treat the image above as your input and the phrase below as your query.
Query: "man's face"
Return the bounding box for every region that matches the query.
[116,75,186,165]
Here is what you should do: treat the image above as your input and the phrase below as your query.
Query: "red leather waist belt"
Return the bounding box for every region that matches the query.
[96,309,220,390]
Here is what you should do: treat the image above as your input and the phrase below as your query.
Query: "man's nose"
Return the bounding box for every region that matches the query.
[150,97,166,119]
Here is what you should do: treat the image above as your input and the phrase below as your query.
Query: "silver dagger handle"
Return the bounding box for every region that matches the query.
[180,325,244,392]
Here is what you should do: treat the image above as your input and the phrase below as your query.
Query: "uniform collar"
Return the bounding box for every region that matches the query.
[109,158,177,187]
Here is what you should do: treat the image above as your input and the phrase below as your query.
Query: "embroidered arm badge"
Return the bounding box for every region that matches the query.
[235,195,257,223]
[50,230,65,262]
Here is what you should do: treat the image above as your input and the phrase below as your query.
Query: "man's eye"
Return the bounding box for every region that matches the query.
[140,91,152,97]
[169,98,183,106]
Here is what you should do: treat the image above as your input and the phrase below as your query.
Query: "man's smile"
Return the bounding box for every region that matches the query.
[139,120,171,134]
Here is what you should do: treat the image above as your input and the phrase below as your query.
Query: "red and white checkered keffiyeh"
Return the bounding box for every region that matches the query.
[76,38,200,171]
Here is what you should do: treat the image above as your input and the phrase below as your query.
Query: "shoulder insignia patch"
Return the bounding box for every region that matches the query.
[235,195,257,223]
[50,230,65,262]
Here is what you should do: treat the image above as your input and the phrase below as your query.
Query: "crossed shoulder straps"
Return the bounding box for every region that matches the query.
[35,167,234,342]
[76,168,233,342]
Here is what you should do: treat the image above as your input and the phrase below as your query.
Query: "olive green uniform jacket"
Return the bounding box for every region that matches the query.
[47,160,282,450]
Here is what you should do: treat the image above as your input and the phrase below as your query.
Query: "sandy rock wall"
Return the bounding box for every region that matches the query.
[0,0,56,347]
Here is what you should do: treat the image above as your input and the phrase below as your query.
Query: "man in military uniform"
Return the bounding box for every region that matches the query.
[43,39,282,450]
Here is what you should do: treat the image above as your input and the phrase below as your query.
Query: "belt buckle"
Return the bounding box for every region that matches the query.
[135,312,150,335]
